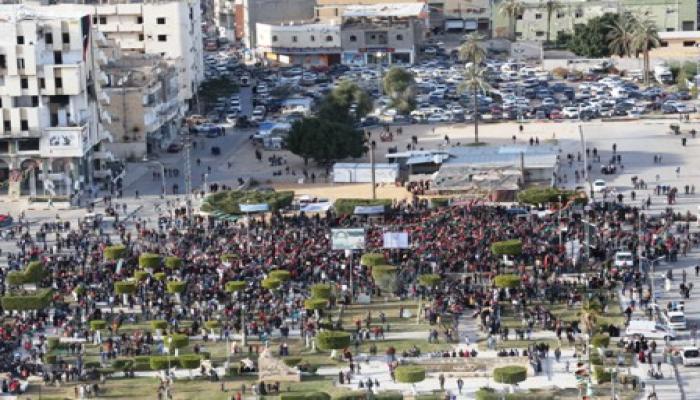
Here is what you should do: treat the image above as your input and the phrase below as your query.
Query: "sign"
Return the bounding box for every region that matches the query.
[383,232,409,249]
[331,228,365,250]
[358,47,396,53]
[354,205,386,215]
[300,202,332,213]
[239,203,270,213]
[42,129,83,157]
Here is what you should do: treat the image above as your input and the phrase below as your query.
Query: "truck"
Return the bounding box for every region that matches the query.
[654,65,673,85]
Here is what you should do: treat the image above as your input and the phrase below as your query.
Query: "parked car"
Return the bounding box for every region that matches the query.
[167,143,183,153]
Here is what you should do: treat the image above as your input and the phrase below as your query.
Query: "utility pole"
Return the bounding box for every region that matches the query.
[370,140,376,200]
[184,129,193,220]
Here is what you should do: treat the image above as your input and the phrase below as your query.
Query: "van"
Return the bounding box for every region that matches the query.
[625,320,676,340]
[682,347,700,366]
[665,311,687,330]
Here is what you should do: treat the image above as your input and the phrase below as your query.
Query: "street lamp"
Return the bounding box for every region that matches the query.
[558,194,563,246]
[376,51,384,96]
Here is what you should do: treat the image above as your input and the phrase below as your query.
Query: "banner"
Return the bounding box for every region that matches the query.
[331,228,365,250]
[239,203,269,213]
[383,232,409,249]
[354,205,385,215]
[300,202,332,212]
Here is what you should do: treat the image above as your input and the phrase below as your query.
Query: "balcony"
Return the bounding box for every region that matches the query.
[99,90,110,105]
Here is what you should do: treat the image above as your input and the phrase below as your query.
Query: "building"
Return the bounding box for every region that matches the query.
[315,0,423,22]
[0,6,114,198]
[341,2,429,65]
[23,0,204,110]
[256,22,341,66]
[649,31,700,60]
[102,55,180,160]
[212,0,236,41]
[235,0,315,49]
[492,0,697,41]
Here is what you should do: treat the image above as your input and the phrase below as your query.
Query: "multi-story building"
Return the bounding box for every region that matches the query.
[255,22,342,66]
[213,0,235,41]
[436,0,491,33]
[341,2,429,65]
[234,0,315,49]
[0,5,113,198]
[492,0,697,41]
[102,55,180,160]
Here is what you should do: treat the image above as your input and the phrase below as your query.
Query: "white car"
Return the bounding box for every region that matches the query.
[593,179,607,192]
[251,106,266,122]
[682,347,700,366]
[614,252,634,268]
[562,107,579,119]
[625,320,676,341]
[665,311,687,330]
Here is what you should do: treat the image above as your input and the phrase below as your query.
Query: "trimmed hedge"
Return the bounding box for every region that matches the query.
[6,261,46,285]
[311,283,332,299]
[205,320,221,330]
[114,281,136,295]
[418,274,441,287]
[90,320,107,330]
[168,334,189,349]
[494,274,521,289]
[594,366,612,384]
[332,391,368,400]
[334,198,392,216]
[394,365,426,383]
[151,320,168,330]
[1,288,53,310]
[280,393,330,400]
[165,256,183,269]
[166,281,187,294]
[493,365,527,385]
[518,187,585,206]
[133,271,149,282]
[200,190,294,215]
[179,355,202,369]
[316,331,351,350]
[360,253,386,267]
[104,245,126,261]
[225,281,247,293]
[372,265,398,278]
[591,334,610,349]
[491,239,522,256]
[269,270,292,282]
[430,197,450,208]
[282,357,302,367]
[150,356,173,371]
[112,359,134,370]
[261,277,282,290]
[475,388,554,400]
[374,392,403,400]
[139,253,161,269]
[304,298,328,310]
[154,272,167,281]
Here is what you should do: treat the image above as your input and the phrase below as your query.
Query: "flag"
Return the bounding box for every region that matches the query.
[81,14,90,62]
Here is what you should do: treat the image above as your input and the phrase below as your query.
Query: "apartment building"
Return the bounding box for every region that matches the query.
[256,22,342,66]
[492,0,697,41]
[234,0,315,49]
[213,0,235,41]
[102,55,180,160]
[0,6,113,198]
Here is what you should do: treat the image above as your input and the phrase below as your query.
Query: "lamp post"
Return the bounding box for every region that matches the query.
[369,139,376,200]
[558,194,563,246]
[376,51,383,96]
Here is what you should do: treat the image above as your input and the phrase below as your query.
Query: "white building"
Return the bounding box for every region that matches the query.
[255,22,341,66]
[236,0,315,50]
[0,5,114,198]
[213,0,235,41]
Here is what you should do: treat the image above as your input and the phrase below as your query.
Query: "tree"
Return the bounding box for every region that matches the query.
[545,0,562,44]
[316,331,351,350]
[567,13,619,57]
[607,12,635,57]
[499,0,524,41]
[494,274,521,289]
[460,64,492,144]
[493,365,527,389]
[459,32,486,65]
[631,16,660,85]
[371,265,399,293]
[677,67,689,91]
[382,67,416,114]
[319,81,372,123]
[394,365,426,383]
[285,117,364,166]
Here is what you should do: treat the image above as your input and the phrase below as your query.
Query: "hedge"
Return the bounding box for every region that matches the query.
[304,298,328,310]
[47,337,60,350]
[45,354,57,365]
[372,265,398,279]
[494,274,521,289]
[205,320,221,330]
[114,281,136,295]
[518,187,585,206]
[225,281,247,293]
[90,320,107,330]
[394,365,426,383]
[200,190,294,215]
[311,283,332,299]
[418,274,441,287]
[139,253,161,269]
[333,198,392,216]
[151,320,168,330]
[104,245,126,261]
[150,356,174,371]
[591,334,610,349]
[493,365,527,385]
[282,357,302,367]
[179,355,202,369]
[134,271,149,282]
[491,239,522,256]
[269,270,292,282]
[281,393,331,400]
[594,366,612,384]
[1,289,53,310]
[165,256,183,269]
[316,331,351,350]
[7,261,46,285]
[168,334,189,349]
[430,197,450,208]
[372,265,399,292]
[261,277,282,290]
[112,359,134,370]
[332,391,368,400]
[154,272,167,281]
[360,253,386,267]
[166,281,187,294]
[374,392,403,400]
[475,388,554,400]
[5,272,25,286]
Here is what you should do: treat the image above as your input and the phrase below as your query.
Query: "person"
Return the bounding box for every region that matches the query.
[438,373,445,390]
[457,378,464,394]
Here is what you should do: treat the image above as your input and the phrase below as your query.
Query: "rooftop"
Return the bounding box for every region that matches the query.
[342,2,428,18]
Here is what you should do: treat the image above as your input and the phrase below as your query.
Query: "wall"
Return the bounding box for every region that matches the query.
[242,0,315,48]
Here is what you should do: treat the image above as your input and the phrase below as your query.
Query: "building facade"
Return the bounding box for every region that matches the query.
[340,3,429,65]
[0,6,113,198]
[255,22,341,66]
[102,55,180,160]
[492,0,697,41]
[213,0,235,41]
[236,0,315,49]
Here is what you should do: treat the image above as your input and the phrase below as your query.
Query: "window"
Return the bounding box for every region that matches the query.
[667,28,675,32]
[139,34,144,41]
[272,35,278,42]
[536,31,544,37]
[310,35,315,42]
[557,11,565,18]
[3,121,9,132]
[17,138,38,151]
[45,33,53,44]
[39,78,45,89]
[20,78,28,89]
[515,32,523,38]
[54,51,62,64]
[16,36,24,45]
[157,17,166,24]
[17,58,24,70]
[349,35,357,42]
[92,16,97,24]
[0,55,6,69]
[517,14,523,20]
[99,16,107,24]
[683,40,696,47]
[535,13,542,19]
[396,34,404,41]
[157,35,167,42]
[20,120,28,131]
[136,16,143,24]
[683,21,694,30]
[660,41,668,47]
[31,96,38,107]
[62,33,69,44]
[575,9,583,18]
[55,78,62,89]
[334,8,338,16]
[292,35,297,42]
[325,35,333,42]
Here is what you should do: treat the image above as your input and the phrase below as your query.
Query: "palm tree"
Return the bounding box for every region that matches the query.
[606,13,635,57]
[544,0,562,44]
[458,32,487,65]
[631,16,660,85]
[461,65,492,144]
[499,0,524,41]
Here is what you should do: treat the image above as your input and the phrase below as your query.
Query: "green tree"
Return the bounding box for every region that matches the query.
[382,67,416,114]
[568,13,619,57]
[319,81,372,123]
[285,117,364,165]
[460,65,492,144]
[607,12,635,57]
[545,0,562,44]
[499,0,524,41]
[677,67,689,91]
[631,16,660,85]
[459,32,486,65]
